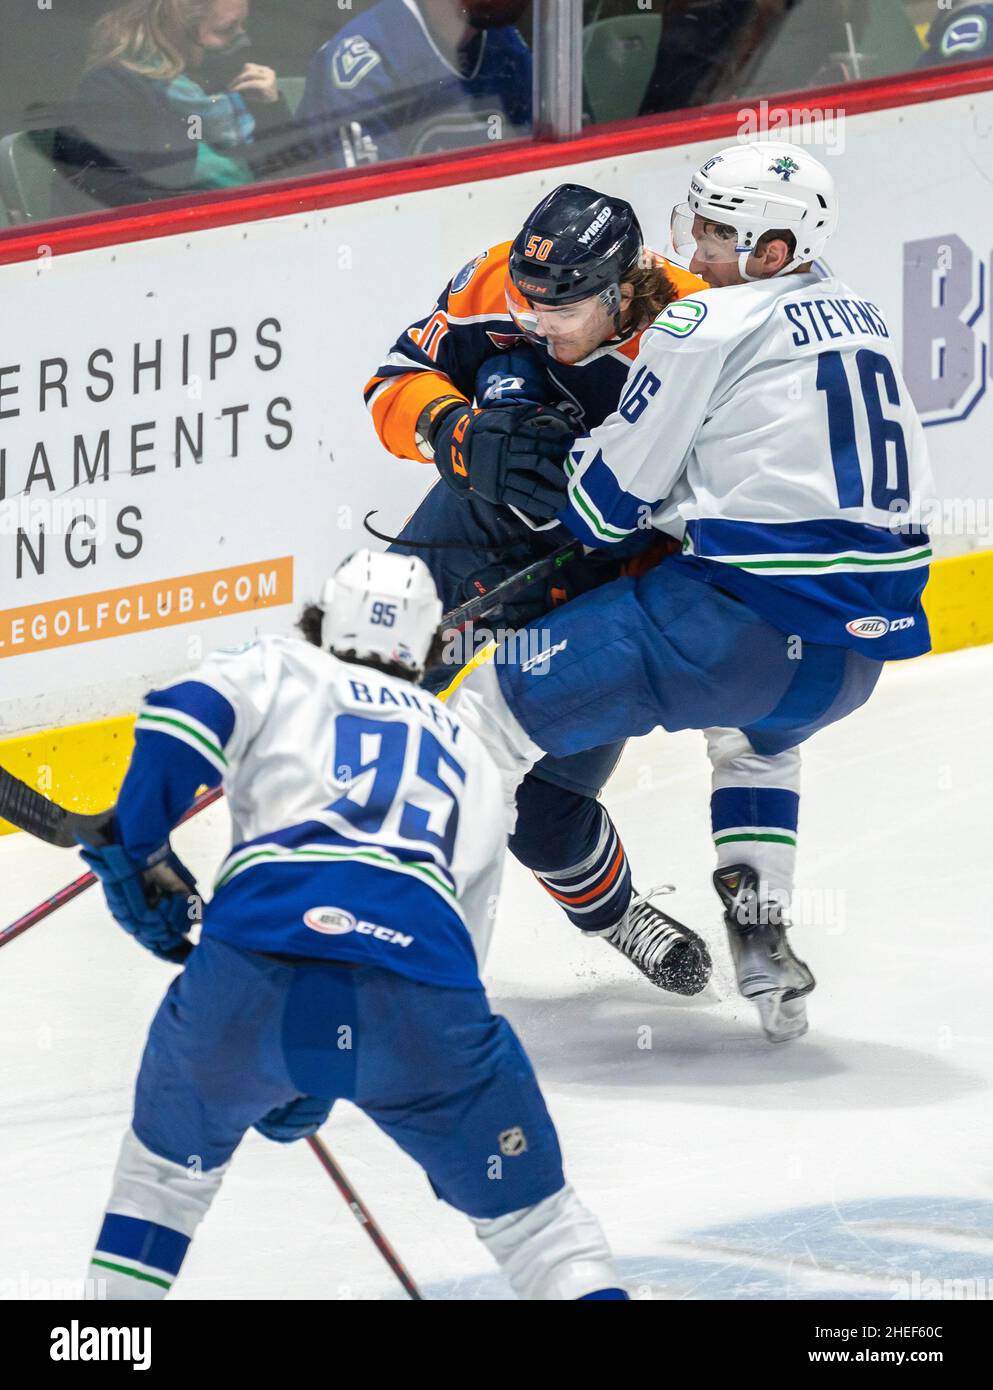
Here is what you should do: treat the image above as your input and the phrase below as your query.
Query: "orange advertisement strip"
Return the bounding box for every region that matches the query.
[0,557,294,658]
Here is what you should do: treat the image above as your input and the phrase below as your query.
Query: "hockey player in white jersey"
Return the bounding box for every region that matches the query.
[78,550,625,1301]
[451,143,934,1042]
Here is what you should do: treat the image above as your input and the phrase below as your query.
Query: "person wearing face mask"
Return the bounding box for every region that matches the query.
[298,0,532,170]
[56,0,290,211]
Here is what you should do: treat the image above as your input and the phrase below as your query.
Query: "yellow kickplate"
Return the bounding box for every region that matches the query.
[0,715,135,836]
[924,548,993,655]
[1,550,990,837]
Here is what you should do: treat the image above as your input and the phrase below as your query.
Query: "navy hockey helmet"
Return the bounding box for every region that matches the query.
[507,185,644,335]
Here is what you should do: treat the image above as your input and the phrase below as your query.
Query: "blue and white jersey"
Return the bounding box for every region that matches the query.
[114,637,509,988]
[297,0,532,169]
[558,273,935,659]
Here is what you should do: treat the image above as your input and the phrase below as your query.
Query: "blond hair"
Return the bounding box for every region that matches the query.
[86,0,213,78]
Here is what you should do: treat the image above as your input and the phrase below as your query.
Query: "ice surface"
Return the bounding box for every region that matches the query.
[2,647,991,1300]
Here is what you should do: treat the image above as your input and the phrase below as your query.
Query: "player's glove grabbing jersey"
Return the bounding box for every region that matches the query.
[112,637,510,987]
[364,240,707,461]
[558,274,935,660]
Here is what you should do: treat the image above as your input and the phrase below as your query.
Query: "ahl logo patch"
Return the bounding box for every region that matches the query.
[332,36,382,90]
[846,616,916,639]
[304,906,356,935]
[651,298,708,339]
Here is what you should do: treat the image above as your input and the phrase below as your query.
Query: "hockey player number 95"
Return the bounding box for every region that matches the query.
[328,714,467,864]
[816,349,911,512]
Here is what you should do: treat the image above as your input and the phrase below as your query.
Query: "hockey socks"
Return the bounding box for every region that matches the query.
[533,808,632,933]
[86,1128,226,1300]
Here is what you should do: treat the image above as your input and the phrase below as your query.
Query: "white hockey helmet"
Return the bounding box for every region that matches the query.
[320,549,443,677]
[671,142,838,279]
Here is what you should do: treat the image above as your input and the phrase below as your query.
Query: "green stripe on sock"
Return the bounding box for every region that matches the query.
[714,832,797,847]
[91,1257,172,1290]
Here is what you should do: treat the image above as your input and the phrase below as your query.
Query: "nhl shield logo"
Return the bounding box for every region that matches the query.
[498,1126,528,1157]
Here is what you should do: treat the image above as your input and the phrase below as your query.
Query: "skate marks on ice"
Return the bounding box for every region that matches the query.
[408,1195,993,1300]
[489,983,987,1109]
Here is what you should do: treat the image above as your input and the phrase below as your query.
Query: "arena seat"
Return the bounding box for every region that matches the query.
[277,76,307,117]
[0,129,57,224]
[583,13,663,125]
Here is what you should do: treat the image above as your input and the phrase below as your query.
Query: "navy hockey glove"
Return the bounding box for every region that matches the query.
[474,348,553,410]
[78,832,198,964]
[461,557,560,628]
[254,1095,333,1143]
[431,403,574,521]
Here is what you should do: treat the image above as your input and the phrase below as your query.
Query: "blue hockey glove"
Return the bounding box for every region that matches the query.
[431,403,574,520]
[78,835,198,964]
[474,348,553,409]
[254,1095,333,1143]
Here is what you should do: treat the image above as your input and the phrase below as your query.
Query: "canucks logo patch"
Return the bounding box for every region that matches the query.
[332,36,382,91]
[941,14,989,58]
[651,298,708,339]
[769,154,801,181]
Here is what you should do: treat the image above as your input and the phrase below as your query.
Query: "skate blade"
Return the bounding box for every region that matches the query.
[756,991,808,1043]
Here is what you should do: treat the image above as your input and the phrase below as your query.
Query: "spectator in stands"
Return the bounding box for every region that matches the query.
[637,0,786,114]
[57,0,291,210]
[298,0,532,170]
[919,3,993,67]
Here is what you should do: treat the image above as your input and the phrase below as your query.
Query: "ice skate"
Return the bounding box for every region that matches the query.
[603,886,712,996]
[713,865,814,1042]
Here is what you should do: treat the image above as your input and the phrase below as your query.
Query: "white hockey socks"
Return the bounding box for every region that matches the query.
[85,1128,228,1300]
[472,1184,624,1300]
[706,728,802,913]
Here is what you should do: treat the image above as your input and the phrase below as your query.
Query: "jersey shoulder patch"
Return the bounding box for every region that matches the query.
[451,251,488,294]
[332,35,383,90]
[446,241,512,317]
[649,296,710,340]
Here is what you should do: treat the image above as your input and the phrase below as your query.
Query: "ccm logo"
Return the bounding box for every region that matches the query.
[846,615,916,638]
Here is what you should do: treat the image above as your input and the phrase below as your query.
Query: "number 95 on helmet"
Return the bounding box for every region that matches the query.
[319,550,443,679]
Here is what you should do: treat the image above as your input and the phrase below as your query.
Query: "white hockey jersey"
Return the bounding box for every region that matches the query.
[114,636,509,987]
[558,272,934,659]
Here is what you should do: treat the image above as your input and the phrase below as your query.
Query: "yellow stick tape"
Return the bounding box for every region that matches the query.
[1,548,990,837]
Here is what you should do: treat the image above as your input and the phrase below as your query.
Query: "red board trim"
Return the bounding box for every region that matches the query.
[1,60,991,267]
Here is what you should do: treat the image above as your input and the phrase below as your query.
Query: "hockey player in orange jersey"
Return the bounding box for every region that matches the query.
[363,185,715,997]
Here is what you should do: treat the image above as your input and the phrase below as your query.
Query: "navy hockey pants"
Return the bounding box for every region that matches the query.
[133,937,565,1219]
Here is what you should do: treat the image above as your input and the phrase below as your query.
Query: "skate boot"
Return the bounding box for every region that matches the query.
[603,886,712,996]
[713,865,815,1042]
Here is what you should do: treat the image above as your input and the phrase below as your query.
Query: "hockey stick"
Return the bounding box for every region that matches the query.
[439,540,579,631]
[0,783,423,1303]
[306,1134,423,1300]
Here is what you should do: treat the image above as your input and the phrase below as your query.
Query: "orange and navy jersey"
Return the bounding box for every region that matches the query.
[364,241,708,462]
